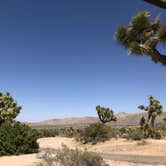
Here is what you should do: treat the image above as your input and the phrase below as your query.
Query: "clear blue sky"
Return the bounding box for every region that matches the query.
[0,0,165,122]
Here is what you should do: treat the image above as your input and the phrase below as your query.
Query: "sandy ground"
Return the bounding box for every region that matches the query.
[0,137,166,166]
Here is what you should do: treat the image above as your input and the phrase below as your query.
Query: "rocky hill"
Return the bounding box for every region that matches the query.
[29,112,166,128]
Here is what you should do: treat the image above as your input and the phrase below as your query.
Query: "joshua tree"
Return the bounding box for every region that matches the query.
[115,11,166,65]
[0,92,21,125]
[140,116,150,136]
[138,96,163,127]
[144,0,166,9]
[96,105,116,124]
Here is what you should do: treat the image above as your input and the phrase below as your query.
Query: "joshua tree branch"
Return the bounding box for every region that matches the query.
[139,44,166,65]
[144,0,166,9]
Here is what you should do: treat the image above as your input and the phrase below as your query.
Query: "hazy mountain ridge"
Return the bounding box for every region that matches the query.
[29,112,166,128]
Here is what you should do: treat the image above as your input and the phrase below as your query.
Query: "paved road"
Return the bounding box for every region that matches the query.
[101,153,166,165]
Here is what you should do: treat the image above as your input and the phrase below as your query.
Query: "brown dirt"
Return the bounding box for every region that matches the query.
[0,137,166,166]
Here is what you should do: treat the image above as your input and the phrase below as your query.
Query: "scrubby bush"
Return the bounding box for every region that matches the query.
[37,127,81,139]
[36,145,108,166]
[59,127,79,138]
[117,127,128,138]
[127,128,145,140]
[38,129,59,138]
[147,127,161,139]
[127,127,161,140]
[0,121,39,156]
[155,123,166,137]
[76,123,115,144]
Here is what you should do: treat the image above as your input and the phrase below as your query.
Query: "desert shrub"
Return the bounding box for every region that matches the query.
[156,122,166,131]
[38,129,59,138]
[58,127,78,138]
[76,123,114,144]
[147,128,161,139]
[0,121,39,156]
[119,127,127,134]
[36,145,108,166]
[37,127,81,138]
[127,127,162,140]
[117,127,128,138]
[127,128,144,140]
[155,123,166,137]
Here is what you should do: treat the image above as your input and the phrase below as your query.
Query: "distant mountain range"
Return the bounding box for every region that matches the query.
[29,112,166,128]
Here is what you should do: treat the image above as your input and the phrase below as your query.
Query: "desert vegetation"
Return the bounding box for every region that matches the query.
[0,1,166,166]
[138,96,163,128]
[96,106,116,124]
[0,121,39,156]
[35,98,165,145]
[115,11,166,65]
[35,144,108,166]
[75,123,116,144]
[0,92,39,156]
[0,93,165,165]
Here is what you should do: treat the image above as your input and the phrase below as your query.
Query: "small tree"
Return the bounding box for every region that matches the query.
[96,105,116,124]
[115,11,166,65]
[138,96,163,128]
[0,92,21,125]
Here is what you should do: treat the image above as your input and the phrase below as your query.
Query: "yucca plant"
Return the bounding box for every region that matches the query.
[138,96,163,127]
[115,11,166,65]
[96,105,116,124]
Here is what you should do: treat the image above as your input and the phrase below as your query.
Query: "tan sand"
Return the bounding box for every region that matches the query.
[0,137,166,166]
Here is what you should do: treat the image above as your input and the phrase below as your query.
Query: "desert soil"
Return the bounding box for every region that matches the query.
[0,137,166,166]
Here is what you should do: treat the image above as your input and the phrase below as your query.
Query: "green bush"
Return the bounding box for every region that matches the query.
[117,127,128,138]
[0,121,39,156]
[59,127,79,138]
[36,145,108,166]
[77,123,114,144]
[38,128,59,138]
[126,127,162,140]
[147,128,161,139]
[127,128,144,140]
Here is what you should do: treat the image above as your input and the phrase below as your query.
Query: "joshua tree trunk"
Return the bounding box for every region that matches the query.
[147,113,151,123]
[139,44,166,65]
[150,49,166,66]
[151,116,155,128]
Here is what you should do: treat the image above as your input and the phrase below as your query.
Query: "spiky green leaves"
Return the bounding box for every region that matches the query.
[96,105,116,124]
[130,11,150,33]
[115,11,166,65]
[159,21,166,45]
[0,92,21,125]
[115,25,128,46]
[140,116,147,129]
[115,12,152,55]
[138,96,163,127]
[138,105,146,110]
